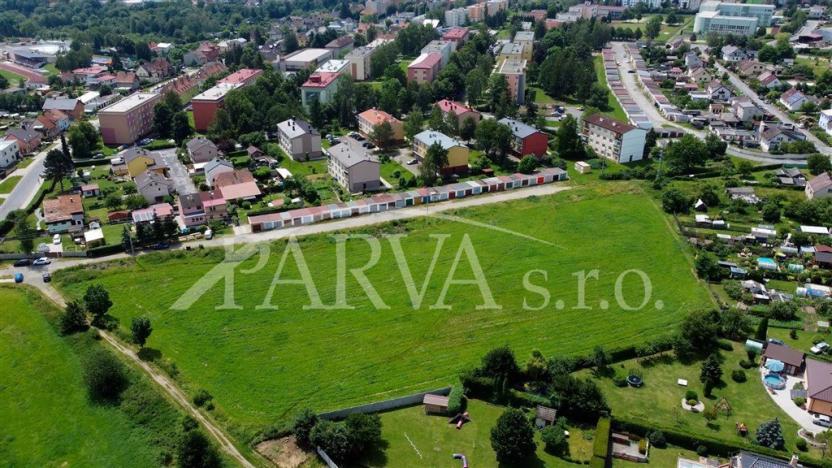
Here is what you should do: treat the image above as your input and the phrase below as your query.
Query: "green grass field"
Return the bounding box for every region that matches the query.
[372,399,592,466]
[0,68,26,86]
[580,342,812,455]
[593,56,629,122]
[0,175,21,194]
[0,286,178,465]
[54,182,712,440]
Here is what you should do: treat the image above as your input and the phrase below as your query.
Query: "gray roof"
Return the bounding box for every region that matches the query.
[135,171,168,190]
[186,137,216,154]
[5,125,40,142]
[414,130,464,150]
[204,158,233,174]
[277,118,318,139]
[498,118,541,139]
[42,98,79,112]
[735,451,797,468]
[327,137,377,168]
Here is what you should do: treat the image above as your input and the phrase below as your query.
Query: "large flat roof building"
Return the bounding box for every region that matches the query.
[278,48,334,72]
[694,1,774,36]
[98,93,161,145]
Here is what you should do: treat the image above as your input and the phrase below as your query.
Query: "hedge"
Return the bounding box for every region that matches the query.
[87,243,125,258]
[72,157,111,167]
[507,389,550,409]
[592,417,611,465]
[447,383,465,414]
[612,416,825,467]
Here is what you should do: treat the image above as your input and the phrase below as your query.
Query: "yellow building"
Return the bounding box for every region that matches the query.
[413,130,469,175]
[118,147,168,178]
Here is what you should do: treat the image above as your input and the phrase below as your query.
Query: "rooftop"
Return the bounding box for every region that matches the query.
[99,92,160,114]
[497,58,527,75]
[583,114,637,135]
[414,130,465,150]
[409,52,442,70]
[498,117,541,139]
[218,68,262,85]
[358,108,401,127]
[302,72,341,89]
[192,83,240,102]
[283,48,332,63]
[327,137,377,167]
[43,194,83,223]
[278,118,318,138]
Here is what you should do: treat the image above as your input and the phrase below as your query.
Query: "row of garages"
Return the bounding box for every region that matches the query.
[602,48,652,129]
[623,44,688,124]
[249,168,569,232]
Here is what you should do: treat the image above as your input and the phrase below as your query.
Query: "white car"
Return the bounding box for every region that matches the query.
[52,234,61,245]
[811,342,829,354]
[814,414,832,427]
[32,257,51,266]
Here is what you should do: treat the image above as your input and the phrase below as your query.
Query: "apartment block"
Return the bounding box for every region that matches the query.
[581,114,647,163]
[445,8,467,27]
[191,68,263,132]
[495,58,527,105]
[98,92,161,145]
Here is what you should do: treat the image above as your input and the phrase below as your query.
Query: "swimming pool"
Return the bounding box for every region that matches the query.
[758,257,777,270]
[764,373,786,390]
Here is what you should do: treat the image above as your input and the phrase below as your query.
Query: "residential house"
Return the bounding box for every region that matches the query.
[183,42,221,66]
[688,66,712,85]
[780,88,810,111]
[357,108,404,141]
[131,202,174,224]
[665,37,685,53]
[758,71,781,89]
[761,342,805,375]
[43,194,84,234]
[730,452,801,468]
[731,97,761,122]
[186,137,220,164]
[412,130,469,175]
[807,172,832,199]
[324,35,354,57]
[34,109,70,139]
[114,71,139,91]
[119,147,168,178]
[0,140,21,168]
[136,58,172,83]
[721,45,752,62]
[580,114,646,163]
[214,169,262,202]
[436,99,481,127]
[815,245,832,268]
[4,125,42,154]
[135,171,171,204]
[277,118,323,161]
[327,137,381,192]
[806,358,832,417]
[737,60,766,76]
[178,191,227,228]
[684,51,702,69]
[41,97,84,120]
[819,109,832,138]
[760,126,806,152]
[204,159,235,187]
[499,118,549,158]
[707,80,733,101]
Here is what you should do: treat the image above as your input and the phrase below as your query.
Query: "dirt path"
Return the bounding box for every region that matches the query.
[31,281,255,468]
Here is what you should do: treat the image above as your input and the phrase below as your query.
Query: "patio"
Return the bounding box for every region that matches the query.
[758,367,818,434]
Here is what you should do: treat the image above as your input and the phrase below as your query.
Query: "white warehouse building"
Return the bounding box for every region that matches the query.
[694,1,774,36]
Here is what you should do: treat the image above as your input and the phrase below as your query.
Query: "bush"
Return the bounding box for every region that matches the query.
[685,390,698,401]
[648,430,667,448]
[793,397,806,407]
[490,408,537,462]
[83,350,128,402]
[177,430,220,468]
[343,413,382,457]
[541,425,569,456]
[687,399,699,407]
[739,359,753,369]
[796,438,808,451]
[192,389,213,407]
[731,370,747,383]
[292,409,319,449]
[613,375,628,387]
[310,420,351,462]
[447,384,466,414]
[696,445,709,456]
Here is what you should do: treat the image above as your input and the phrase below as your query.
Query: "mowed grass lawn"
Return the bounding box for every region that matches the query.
[0,287,166,466]
[580,342,811,455]
[372,399,593,467]
[0,175,21,194]
[54,182,712,440]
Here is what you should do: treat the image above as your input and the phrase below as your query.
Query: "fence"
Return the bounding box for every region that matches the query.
[317,387,452,421]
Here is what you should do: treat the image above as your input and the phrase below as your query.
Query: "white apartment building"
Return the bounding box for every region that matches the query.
[0,139,21,168]
[820,109,832,138]
[581,114,647,163]
[445,7,467,27]
[694,1,774,36]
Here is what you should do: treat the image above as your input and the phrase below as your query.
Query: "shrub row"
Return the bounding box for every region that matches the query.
[612,416,824,466]
[87,243,125,258]
[72,157,111,167]
[507,389,550,409]
[447,383,465,414]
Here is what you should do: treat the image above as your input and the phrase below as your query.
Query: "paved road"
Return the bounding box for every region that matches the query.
[18,270,255,467]
[0,142,59,221]
[714,62,832,157]
[610,42,813,165]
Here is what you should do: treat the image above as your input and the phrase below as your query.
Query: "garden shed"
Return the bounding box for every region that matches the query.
[423,394,449,414]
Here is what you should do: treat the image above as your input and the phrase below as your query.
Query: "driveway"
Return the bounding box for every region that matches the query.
[714,62,831,157]
[758,367,819,434]
[391,147,420,176]
[156,148,196,195]
[0,141,59,221]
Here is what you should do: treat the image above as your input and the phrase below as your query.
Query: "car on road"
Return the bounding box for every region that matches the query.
[407,159,419,165]
[42,272,51,283]
[32,257,51,266]
[150,242,170,250]
[13,258,31,267]
[815,414,832,428]
[812,342,829,354]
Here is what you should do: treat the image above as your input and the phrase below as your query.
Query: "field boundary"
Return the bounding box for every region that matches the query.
[318,387,451,420]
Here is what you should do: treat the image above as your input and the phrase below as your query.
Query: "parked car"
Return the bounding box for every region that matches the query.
[150,242,170,250]
[42,272,51,283]
[13,258,31,267]
[32,257,51,266]
[812,342,829,354]
[407,159,419,165]
[814,414,832,427]
[768,338,785,345]
[204,229,213,240]
[52,234,61,245]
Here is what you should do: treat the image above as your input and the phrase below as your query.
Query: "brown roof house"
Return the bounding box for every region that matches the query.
[815,245,832,268]
[807,358,832,417]
[43,194,85,234]
[806,172,832,200]
[42,97,84,120]
[423,393,449,414]
[214,169,261,202]
[762,342,805,376]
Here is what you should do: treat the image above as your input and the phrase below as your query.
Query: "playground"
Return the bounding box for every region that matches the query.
[366,399,594,466]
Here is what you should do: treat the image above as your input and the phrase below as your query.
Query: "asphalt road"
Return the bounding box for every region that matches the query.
[0,142,58,221]
[609,42,814,165]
